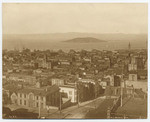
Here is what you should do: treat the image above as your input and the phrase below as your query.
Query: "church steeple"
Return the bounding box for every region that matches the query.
[128,42,131,50]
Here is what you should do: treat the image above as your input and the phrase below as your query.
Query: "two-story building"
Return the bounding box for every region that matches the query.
[3,82,60,109]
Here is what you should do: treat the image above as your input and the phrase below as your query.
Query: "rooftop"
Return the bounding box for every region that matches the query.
[4,84,59,96]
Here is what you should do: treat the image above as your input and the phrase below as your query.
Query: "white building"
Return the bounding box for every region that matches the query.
[59,85,77,103]
[78,79,95,84]
[129,74,137,81]
[122,80,147,93]
[128,64,137,71]
[51,78,65,86]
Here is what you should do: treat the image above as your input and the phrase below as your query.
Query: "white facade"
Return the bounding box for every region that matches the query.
[16,92,46,108]
[51,78,64,86]
[129,74,137,81]
[100,81,107,89]
[128,64,137,71]
[122,80,147,93]
[104,75,114,86]
[78,79,95,84]
[59,86,77,103]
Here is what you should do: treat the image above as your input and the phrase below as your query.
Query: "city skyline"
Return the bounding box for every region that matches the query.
[2,2,148,119]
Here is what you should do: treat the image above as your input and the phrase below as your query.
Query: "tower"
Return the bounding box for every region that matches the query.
[128,42,131,50]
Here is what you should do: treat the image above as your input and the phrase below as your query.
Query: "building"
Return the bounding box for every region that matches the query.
[129,74,137,81]
[128,64,137,71]
[123,80,147,93]
[104,75,114,86]
[121,73,147,93]
[78,79,95,84]
[136,57,144,70]
[8,74,36,85]
[78,78,103,99]
[3,82,60,109]
[114,75,121,87]
[37,55,51,69]
[51,78,65,86]
[59,85,77,103]
[129,56,144,71]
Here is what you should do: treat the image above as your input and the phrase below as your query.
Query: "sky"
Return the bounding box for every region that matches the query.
[2,3,148,34]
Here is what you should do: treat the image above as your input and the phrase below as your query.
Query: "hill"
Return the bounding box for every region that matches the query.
[63,37,106,43]
[2,33,147,50]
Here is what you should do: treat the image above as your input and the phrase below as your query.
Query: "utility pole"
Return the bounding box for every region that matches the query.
[120,85,123,107]
[76,81,80,108]
[38,96,41,118]
[59,92,62,118]
[120,69,123,107]
[120,69,125,107]
[94,87,97,109]
[107,107,111,119]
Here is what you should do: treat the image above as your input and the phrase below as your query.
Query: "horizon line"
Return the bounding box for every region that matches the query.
[2,32,148,35]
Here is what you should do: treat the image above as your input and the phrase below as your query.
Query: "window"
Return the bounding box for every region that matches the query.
[24,100,26,105]
[74,90,77,94]
[36,102,39,107]
[24,94,26,98]
[36,96,38,100]
[41,103,43,108]
[20,93,22,98]
[41,96,43,101]
[20,100,22,105]
[132,75,135,81]
[69,91,72,95]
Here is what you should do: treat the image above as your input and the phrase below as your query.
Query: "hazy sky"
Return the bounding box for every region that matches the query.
[3,3,148,34]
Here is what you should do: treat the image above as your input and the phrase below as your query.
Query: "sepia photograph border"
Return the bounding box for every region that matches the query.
[0,0,149,122]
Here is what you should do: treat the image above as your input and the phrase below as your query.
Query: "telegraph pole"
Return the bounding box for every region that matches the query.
[121,85,123,107]
[38,96,41,118]
[120,69,123,107]
[76,81,80,108]
[94,88,97,109]
[59,92,62,118]
[107,107,111,119]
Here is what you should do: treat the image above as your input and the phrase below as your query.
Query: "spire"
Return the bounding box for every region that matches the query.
[128,42,131,50]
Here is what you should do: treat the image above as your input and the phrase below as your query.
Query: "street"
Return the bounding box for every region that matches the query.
[46,96,105,119]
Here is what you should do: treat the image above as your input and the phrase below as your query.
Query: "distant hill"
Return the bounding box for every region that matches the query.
[64,37,107,43]
[3,33,148,42]
[2,33,148,50]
